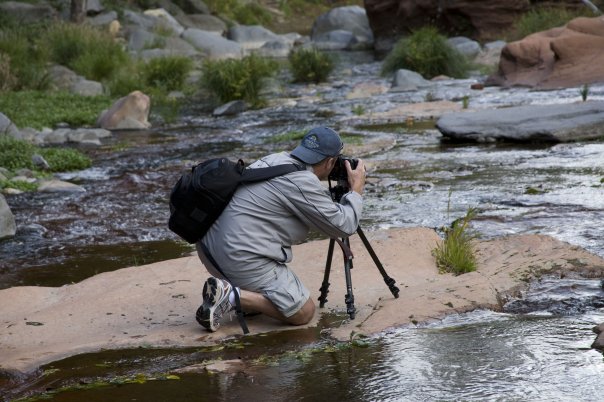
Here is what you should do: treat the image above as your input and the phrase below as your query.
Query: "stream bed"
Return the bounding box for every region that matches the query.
[1,51,604,400]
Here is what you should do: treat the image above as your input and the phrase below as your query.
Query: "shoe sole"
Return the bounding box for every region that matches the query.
[196,277,225,332]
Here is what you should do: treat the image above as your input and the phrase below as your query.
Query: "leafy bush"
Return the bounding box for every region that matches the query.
[0,91,112,130]
[288,47,334,84]
[0,179,39,192]
[106,62,146,97]
[200,54,278,107]
[142,56,193,91]
[0,136,36,170]
[0,136,91,172]
[43,23,128,81]
[0,25,49,90]
[432,207,478,275]
[509,7,592,41]
[381,26,470,79]
[38,147,92,172]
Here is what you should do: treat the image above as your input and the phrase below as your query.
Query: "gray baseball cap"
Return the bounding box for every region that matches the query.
[291,127,343,164]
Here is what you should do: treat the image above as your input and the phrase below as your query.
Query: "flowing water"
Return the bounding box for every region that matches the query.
[2,51,604,400]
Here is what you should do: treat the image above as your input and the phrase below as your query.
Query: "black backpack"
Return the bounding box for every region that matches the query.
[168,157,301,244]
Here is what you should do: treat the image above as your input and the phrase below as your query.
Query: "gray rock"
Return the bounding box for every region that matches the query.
[228,25,282,49]
[0,1,57,23]
[71,79,104,97]
[475,40,506,66]
[254,40,292,58]
[391,69,432,91]
[32,154,50,171]
[0,171,7,181]
[212,100,247,116]
[17,127,39,142]
[87,11,118,26]
[0,112,19,137]
[311,6,373,45]
[182,28,242,59]
[43,129,70,144]
[38,180,86,193]
[86,0,104,14]
[143,8,185,36]
[437,101,604,143]
[138,36,200,60]
[313,30,357,50]
[123,10,159,32]
[127,27,158,52]
[67,129,102,146]
[446,36,481,59]
[177,14,226,34]
[0,194,16,240]
[593,330,604,351]
[176,0,210,14]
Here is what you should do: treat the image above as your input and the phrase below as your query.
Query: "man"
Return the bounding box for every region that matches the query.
[196,126,366,331]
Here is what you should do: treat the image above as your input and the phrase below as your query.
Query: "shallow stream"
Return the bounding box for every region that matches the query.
[2,51,604,400]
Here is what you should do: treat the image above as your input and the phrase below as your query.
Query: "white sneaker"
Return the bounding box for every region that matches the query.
[196,277,234,332]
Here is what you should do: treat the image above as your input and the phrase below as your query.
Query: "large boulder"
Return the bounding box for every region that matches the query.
[486,16,604,89]
[311,6,373,49]
[0,113,19,138]
[436,101,604,143]
[97,91,151,130]
[182,28,243,59]
[0,194,16,240]
[364,0,584,54]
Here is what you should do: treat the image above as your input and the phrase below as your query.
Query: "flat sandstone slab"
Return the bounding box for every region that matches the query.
[436,101,604,142]
[2,227,604,374]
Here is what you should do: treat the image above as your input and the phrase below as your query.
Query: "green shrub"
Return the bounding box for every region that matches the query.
[0,179,38,192]
[0,136,90,173]
[43,23,128,81]
[432,207,478,275]
[381,26,470,79]
[288,47,334,83]
[200,54,278,107]
[106,62,145,97]
[0,136,36,170]
[0,91,112,130]
[509,7,592,41]
[142,56,193,91]
[205,0,272,25]
[0,26,49,90]
[38,147,92,172]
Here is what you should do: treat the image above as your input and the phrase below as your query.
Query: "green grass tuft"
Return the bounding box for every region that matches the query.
[381,26,470,79]
[508,7,593,41]
[38,147,92,172]
[288,47,334,84]
[432,207,478,275]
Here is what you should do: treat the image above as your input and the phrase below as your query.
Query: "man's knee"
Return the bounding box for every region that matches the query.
[287,298,315,325]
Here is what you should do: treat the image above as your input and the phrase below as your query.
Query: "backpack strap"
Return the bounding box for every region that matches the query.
[239,163,303,183]
[199,243,249,334]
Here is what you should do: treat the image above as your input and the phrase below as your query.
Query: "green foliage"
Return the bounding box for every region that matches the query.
[0,136,36,170]
[142,56,193,91]
[106,61,145,97]
[0,25,50,90]
[288,47,334,84]
[200,54,278,107]
[509,7,592,41]
[0,178,39,192]
[205,0,272,25]
[38,147,92,172]
[42,23,128,81]
[0,91,112,130]
[381,26,470,79]
[0,136,90,173]
[352,105,365,115]
[580,84,590,102]
[432,207,478,275]
[462,95,469,109]
[265,129,307,143]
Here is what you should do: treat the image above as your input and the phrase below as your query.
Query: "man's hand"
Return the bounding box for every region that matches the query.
[345,159,366,195]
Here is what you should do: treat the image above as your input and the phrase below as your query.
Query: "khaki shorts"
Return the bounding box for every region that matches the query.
[196,244,310,318]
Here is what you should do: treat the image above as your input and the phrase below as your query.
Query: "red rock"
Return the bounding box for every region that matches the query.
[486,16,604,89]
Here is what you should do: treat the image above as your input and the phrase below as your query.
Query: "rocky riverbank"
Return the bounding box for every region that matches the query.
[2,227,604,376]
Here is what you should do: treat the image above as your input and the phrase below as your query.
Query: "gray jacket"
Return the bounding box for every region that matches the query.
[201,152,363,281]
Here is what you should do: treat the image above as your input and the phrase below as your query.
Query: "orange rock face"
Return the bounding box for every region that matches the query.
[487,16,604,89]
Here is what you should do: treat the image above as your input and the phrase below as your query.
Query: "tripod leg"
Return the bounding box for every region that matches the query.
[343,238,356,319]
[318,238,336,308]
[356,226,400,299]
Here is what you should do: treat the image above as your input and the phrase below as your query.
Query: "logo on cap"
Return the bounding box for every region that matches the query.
[303,134,320,149]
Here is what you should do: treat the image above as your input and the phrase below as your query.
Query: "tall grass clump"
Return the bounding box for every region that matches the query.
[509,7,592,41]
[0,25,49,90]
[205,0,272,25]
[432,207,478,275]
[200,54,278,107]
[42,23,128,81]
[381,26,470,79]
[288,47,334,84]
[142,56,193,91]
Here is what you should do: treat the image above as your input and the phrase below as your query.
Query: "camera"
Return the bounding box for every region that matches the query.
[328,156,358,202]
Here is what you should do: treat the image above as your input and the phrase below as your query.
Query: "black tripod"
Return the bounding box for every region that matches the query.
[318,159,400,319]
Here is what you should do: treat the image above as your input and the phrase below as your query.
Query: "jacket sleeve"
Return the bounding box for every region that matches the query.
[273,171,363,238]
